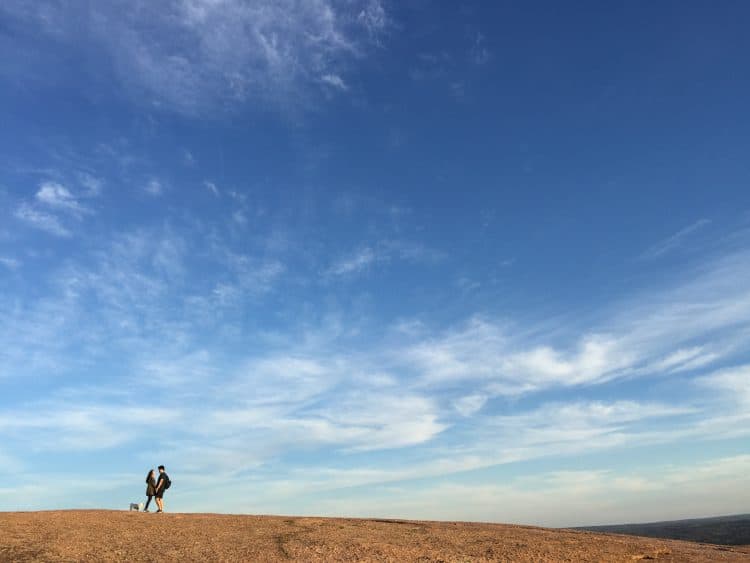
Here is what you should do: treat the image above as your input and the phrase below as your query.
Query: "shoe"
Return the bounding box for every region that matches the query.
[156,510,163,513]
[143,509,149,512]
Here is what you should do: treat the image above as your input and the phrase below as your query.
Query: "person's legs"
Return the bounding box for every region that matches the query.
[144,495,152,511]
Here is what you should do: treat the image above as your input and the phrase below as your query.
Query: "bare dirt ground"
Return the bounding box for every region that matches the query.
[0,510,748,562]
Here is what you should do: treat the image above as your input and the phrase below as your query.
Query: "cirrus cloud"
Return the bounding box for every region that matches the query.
[1,0,389,115]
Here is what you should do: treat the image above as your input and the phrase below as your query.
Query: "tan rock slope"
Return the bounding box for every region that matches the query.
[1,510,748,562]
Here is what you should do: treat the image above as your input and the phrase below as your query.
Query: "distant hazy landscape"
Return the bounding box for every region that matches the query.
[579,513,750,546]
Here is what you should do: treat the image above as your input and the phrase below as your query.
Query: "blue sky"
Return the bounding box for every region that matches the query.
[1,1,749,526]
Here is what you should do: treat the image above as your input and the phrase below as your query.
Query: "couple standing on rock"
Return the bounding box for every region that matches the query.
[144,465,171,513]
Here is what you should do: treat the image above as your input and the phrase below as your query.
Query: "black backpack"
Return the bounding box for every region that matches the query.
[164,475,172,490]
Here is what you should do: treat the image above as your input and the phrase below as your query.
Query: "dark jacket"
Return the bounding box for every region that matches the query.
[146,476,156,496]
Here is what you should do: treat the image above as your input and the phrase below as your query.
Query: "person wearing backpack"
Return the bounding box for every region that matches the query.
[154,465,171,513]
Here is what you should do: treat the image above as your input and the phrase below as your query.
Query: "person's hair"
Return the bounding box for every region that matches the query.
[158,465,165,471]
[146,469,154,483]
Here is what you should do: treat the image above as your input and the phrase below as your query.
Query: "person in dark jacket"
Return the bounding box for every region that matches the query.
[143,469,156,512]
[154,465,170,513]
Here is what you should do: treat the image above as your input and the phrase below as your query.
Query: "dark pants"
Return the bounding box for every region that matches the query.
[144,495,153,510]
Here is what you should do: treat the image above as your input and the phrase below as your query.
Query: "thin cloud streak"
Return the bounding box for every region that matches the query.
[14,203,72,237]
[641,218,712,260]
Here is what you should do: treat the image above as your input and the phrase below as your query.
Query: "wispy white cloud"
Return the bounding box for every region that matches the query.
[12,179,98,237]
[144,178,164,196]
[206,245,285,299]
[325,240,442,278]
[357,0,388,38]
[641,218,711,260]
[402,318,628,394]
[0,402,181,451]
[2,0,388,114]
[308,391,446,451]
[321,73,348,91]
[695,364,750,407]
[14,202,71,237]
[326,246,377,276]
[453,394,487,417]
[204,180,219,196]
[488,401,695,444]
[77,172,104,196]
[402,248,750,396]
[649,346,719,373]
[35,181,91,217]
